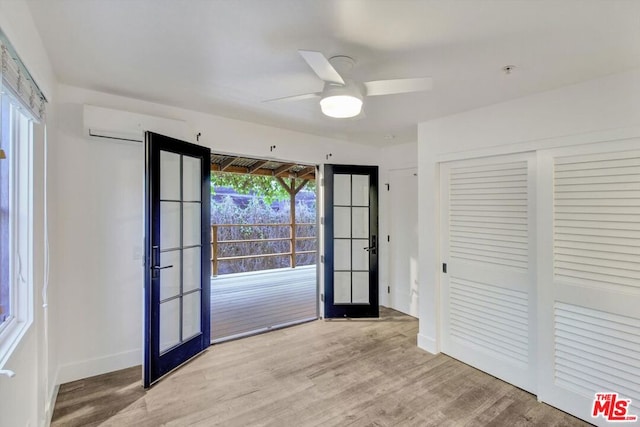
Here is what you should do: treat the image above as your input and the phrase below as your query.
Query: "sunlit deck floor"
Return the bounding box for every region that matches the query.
[210,265,317,342]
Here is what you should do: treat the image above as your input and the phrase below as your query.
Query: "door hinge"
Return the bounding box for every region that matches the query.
[442,263,447,274]
[387,235,390,242]
[320,217,324,225]
[321,178,325,186]
[320,255,324,263]
[320,294,324,302]
[387,285,390,294]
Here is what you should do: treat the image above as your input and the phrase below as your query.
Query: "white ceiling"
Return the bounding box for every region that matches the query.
[27,0,640,146]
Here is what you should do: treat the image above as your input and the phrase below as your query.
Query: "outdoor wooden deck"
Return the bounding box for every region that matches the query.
[210,265,318,342]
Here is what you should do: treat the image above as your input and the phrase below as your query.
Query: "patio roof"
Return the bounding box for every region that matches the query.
[210,153,316,180]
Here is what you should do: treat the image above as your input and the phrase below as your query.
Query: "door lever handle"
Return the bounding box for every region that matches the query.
[153,265,173,270]
[364,235,377,254]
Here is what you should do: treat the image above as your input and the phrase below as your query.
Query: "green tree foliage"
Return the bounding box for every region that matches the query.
[211,172,315,205]
[210,171,317,275]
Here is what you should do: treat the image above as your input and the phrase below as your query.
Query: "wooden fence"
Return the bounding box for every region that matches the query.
[211,223,317,276]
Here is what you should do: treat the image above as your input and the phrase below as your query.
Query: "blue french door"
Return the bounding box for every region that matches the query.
[324,165,379,318]
[144,131,211,387]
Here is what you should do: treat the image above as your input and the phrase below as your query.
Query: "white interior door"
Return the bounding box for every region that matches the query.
[537,143,640,426]
[388,168,419,316]
[440,153,536,393]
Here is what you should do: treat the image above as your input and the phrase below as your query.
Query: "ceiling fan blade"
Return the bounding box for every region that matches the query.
[364,77,433,96]
[298,50,345,85]
[263,92,320,103]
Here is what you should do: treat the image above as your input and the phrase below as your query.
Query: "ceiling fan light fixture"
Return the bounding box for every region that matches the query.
[320,94,363,118]
[266,50,432,118]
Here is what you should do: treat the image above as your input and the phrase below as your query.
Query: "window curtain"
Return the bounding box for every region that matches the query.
[0,32,47,122]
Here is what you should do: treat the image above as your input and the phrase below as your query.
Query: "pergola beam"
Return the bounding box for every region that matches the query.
[275,176,293,194]
[210,164,286,178]
[273,164,293,177]
[215,157,235,172]
[248,160,269,174]
[211,155,315,181]
[296,167,316,180]
[294,179,309,195]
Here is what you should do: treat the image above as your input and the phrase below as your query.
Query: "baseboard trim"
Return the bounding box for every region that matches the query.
[45,383,59,426]
[57,349,140,385]
[417,333,438,354]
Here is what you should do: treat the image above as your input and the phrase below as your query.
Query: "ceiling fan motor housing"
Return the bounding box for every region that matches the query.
[322,79,363,100]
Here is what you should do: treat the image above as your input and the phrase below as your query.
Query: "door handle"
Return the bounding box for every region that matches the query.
[363,235,377,254]
[151,246,172,278]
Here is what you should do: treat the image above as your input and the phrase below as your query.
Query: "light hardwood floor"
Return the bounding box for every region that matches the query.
[51,307,590,426]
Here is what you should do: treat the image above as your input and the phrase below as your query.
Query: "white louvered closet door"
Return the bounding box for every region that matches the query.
[441,153,536,393]
[538,145,640,427]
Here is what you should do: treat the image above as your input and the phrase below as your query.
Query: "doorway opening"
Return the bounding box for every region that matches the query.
[209,153,318,342]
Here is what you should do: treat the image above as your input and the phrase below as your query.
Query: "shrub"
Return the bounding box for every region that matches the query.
[211,189,317,275]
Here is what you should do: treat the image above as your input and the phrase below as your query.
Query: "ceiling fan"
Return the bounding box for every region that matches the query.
[265,50,433,118]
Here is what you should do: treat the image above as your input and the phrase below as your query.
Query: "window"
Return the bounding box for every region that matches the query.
[0,33,46,367]
[0,99,8,325]
[0,92,34,366]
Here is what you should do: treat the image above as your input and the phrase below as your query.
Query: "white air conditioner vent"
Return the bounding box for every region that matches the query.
[83,105,189,143]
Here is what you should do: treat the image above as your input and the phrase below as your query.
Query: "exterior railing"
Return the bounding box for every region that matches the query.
[211,223,317,276]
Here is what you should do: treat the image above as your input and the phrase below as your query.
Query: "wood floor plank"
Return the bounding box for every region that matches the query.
[51,307,591,427]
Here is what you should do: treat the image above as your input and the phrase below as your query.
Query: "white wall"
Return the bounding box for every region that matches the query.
[417,68,640,353]
[0,0,58,426]
[378,142,418,309]
[54,84,382,384]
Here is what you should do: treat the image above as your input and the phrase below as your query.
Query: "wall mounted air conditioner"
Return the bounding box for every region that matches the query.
[83,104,189,143]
